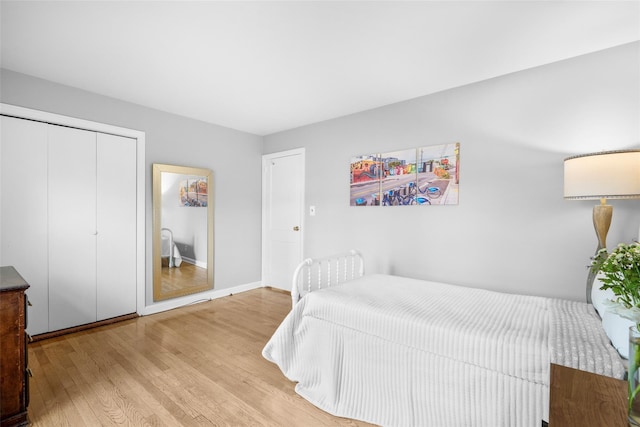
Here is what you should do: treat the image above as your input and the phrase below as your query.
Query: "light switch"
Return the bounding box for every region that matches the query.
[309,206,316,216]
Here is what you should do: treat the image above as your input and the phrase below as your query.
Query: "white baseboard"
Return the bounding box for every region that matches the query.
[181,257,207,269]
[140,281,263,316]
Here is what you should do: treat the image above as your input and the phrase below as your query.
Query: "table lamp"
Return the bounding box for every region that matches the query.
[564,149,640,302]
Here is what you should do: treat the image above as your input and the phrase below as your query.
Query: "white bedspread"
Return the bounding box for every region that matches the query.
[262,274,625,427]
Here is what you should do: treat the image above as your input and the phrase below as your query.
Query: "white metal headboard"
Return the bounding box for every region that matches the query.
[291,249,364,308]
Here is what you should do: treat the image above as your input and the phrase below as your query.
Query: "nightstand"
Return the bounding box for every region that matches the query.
[548,363,627,426]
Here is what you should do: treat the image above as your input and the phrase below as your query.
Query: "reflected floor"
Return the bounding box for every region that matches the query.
[161,262,208,294]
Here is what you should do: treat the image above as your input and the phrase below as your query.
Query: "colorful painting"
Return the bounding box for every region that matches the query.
[350,143,459,206]
[350,154,382,205]
[179,177,208,207]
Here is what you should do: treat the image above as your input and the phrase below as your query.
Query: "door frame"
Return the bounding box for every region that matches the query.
[261,148,306,290]
[0,103,147,316]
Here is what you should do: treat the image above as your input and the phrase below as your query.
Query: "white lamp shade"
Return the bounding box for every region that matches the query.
[564,150,640,200]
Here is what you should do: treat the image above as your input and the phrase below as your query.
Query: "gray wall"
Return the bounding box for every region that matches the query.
[3,42,638,304]
[0,69,263,307]
[263,42,640,301]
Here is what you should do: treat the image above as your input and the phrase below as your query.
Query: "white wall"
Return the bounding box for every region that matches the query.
[2,42,637,304]
[263,42,640,301]
[0,69,264,309]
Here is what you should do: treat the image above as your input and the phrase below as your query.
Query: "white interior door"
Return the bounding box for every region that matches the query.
[96,133,137,320]
[48,125,97,331]
[263,149,305,291]
[0,116,50,335]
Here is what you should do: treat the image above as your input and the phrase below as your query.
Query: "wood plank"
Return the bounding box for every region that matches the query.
[27,288,374,426]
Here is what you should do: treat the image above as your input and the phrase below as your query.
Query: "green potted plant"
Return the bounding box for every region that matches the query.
[591,241,640,425]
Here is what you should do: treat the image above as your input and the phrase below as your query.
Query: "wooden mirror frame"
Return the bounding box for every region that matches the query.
[153,163,214,301]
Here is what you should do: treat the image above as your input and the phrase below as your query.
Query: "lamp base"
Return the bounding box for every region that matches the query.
[593,201,612,250]
[586,201,613,303]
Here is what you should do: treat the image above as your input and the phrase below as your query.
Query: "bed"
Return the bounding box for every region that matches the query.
[262,250,626,427]
[161,228,182,267]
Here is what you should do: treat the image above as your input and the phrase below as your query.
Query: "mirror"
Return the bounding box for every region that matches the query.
[153,164,214,301]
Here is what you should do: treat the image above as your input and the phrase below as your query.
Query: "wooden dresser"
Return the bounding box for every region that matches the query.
[0,266,30,427]
[549,363,627,426]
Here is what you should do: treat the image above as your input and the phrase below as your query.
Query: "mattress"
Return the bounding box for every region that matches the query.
[262,274,625,427]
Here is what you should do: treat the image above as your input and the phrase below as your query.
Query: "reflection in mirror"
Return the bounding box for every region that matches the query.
[153,164,214,301]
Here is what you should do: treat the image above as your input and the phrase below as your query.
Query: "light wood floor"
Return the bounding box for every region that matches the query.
[27,288,374,426]
[161,262,208,294]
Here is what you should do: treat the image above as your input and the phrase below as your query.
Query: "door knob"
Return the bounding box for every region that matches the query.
[293,226,300,231]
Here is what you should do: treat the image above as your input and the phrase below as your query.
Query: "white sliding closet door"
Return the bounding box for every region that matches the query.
[48,125,97,331]
[0,116,49,335]
[96,133,136,320]
[2,105,144,333]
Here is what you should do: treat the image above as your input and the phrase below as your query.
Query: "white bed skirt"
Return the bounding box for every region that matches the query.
[263,274,625,427]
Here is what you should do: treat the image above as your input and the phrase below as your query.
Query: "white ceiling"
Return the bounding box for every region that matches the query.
[1,1,639,136]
